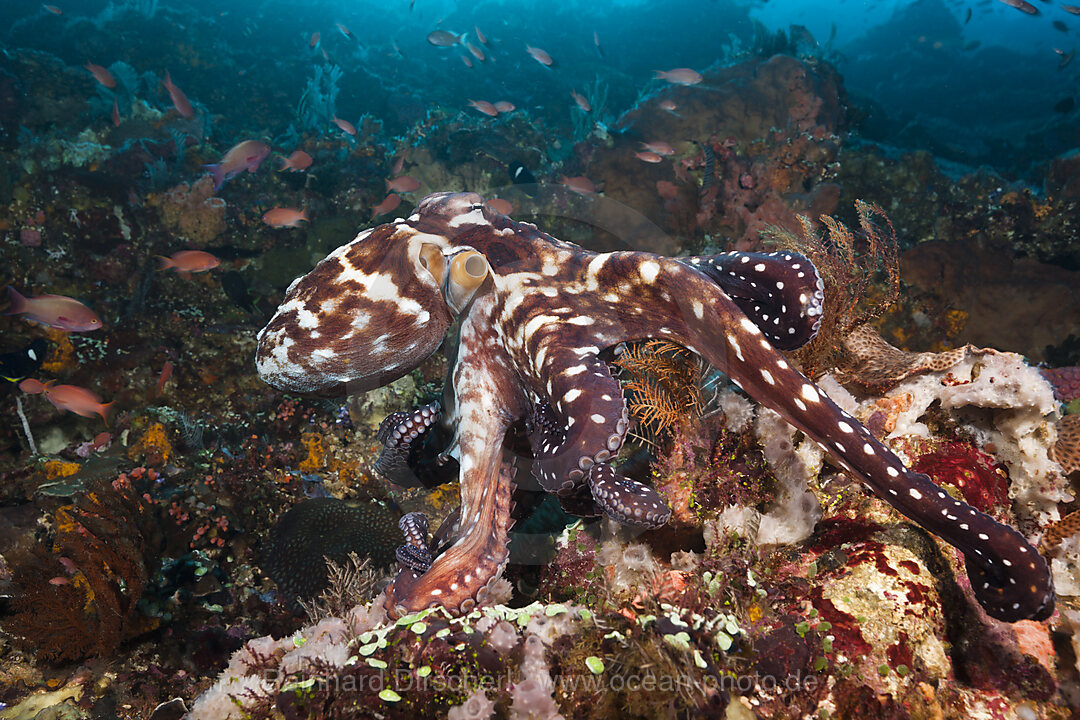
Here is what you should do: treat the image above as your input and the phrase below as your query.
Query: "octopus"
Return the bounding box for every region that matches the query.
[255,192,1054,623]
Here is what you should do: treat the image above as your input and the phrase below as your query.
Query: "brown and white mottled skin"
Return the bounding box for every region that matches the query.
[256,192,1054,622]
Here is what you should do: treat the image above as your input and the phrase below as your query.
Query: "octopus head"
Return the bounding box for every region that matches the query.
[256,194,493,396]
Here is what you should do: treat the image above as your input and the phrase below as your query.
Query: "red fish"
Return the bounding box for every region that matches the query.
[371,193,402,219]
[486,198,513,214]
[475,25,488,45]
[466,41,485,61]
[392,152,407,176]
[642,141,675,156]
[7,287,102,332]
[162,70,194,119]
[262,208,309,228]
[560,175,597,195]
[333,116,357,136]
[310,31,320,49]
[636,151,663,163]
[998,0,1038,13]
[111,98,120,127]
[43,4,63,14]
[19,378,46,394]
[155,361,173,397]
[336,22,354,40]
[468,99,499,117]
[571,90,591,112]
[204,139,270,190]
[655,68,702,85]
[42,382,113,422]
[386,176,420,193]
[158,250,221,273]
[493,101,516,113]
[526,45,553,66]
[461,54,474,68]
[84,62,116,89]
[278,150,313,172]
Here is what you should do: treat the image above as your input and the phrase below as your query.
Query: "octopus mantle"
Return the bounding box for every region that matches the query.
[256,192,1053,623]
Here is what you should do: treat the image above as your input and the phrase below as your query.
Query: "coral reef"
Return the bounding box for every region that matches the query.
[149,176,227,247]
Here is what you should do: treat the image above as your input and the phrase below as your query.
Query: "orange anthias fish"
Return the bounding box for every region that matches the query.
[468,99,499,117]
[560,175,597,195]
[465,41,485,61]
[19,378,46,394]
[162,70,194,119]
[371,193,402,219]
[111,98,121,127]
[42,382,113,422]
[655,68,702,85]
[278,150,313,172]
[158,250,221,273]
[43,4,63,15]
[7,287,102,332]
[998,0,1038,13]
[486,198,513,215]
[386,176,420,193]
[204,139,271,191]
[493,101,516,113]
[571,91,591,112]
[642,141,676,156]
[636,151,663,163]
[526,45,554,66]
[262,208,309,228]
[461,55,474,69]
[333,116,357,136]
[475,25,488,45]
[84,62,116,89]
[309,31,320,49]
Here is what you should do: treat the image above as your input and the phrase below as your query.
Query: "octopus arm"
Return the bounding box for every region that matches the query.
[384,295,524,618]
[638,259,1053,622]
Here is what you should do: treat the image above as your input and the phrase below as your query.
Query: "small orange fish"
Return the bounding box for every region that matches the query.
[42,381,113,422]
[43,4,63,15]
[262,208,309,228]
[655,68,702,85]
[560,175,597,195]
[333,116,357,135]
[49,577,70,586]
[84,62,116,89]
[493,101,516,113]
[162,70,194,119]
[278,150,313,172]
[641,141,675,156]
[7,287,102,332]
[468,99,499,117]
[309,31,320,49]
[337,22,354,40]
[571,91,591,112]
[392,152,407,175]
[386,176,420,193]
[111,98,121,127]
[158,250,221,273]
[486,198,513,215]
[466,41,485,61]
[19,378,46,394]
[526,45,553,66]
[371,193,402,219]
[636,151,663,163]
[461,54,474,69]
[156,361,174,397]
[204,139,271,190]
[475,25,488,45]
[998,0,1038,13]
[660,99,678,113]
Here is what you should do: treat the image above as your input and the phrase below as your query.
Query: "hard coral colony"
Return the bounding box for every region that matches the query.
[256,192,1053,623]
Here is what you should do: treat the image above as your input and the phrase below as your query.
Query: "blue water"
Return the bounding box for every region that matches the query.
[4,0,1076,180]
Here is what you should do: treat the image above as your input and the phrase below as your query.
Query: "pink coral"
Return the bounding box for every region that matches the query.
[1042,366,1080,402]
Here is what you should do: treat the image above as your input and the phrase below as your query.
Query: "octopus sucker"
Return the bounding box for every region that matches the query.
[256,191,1054,623]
